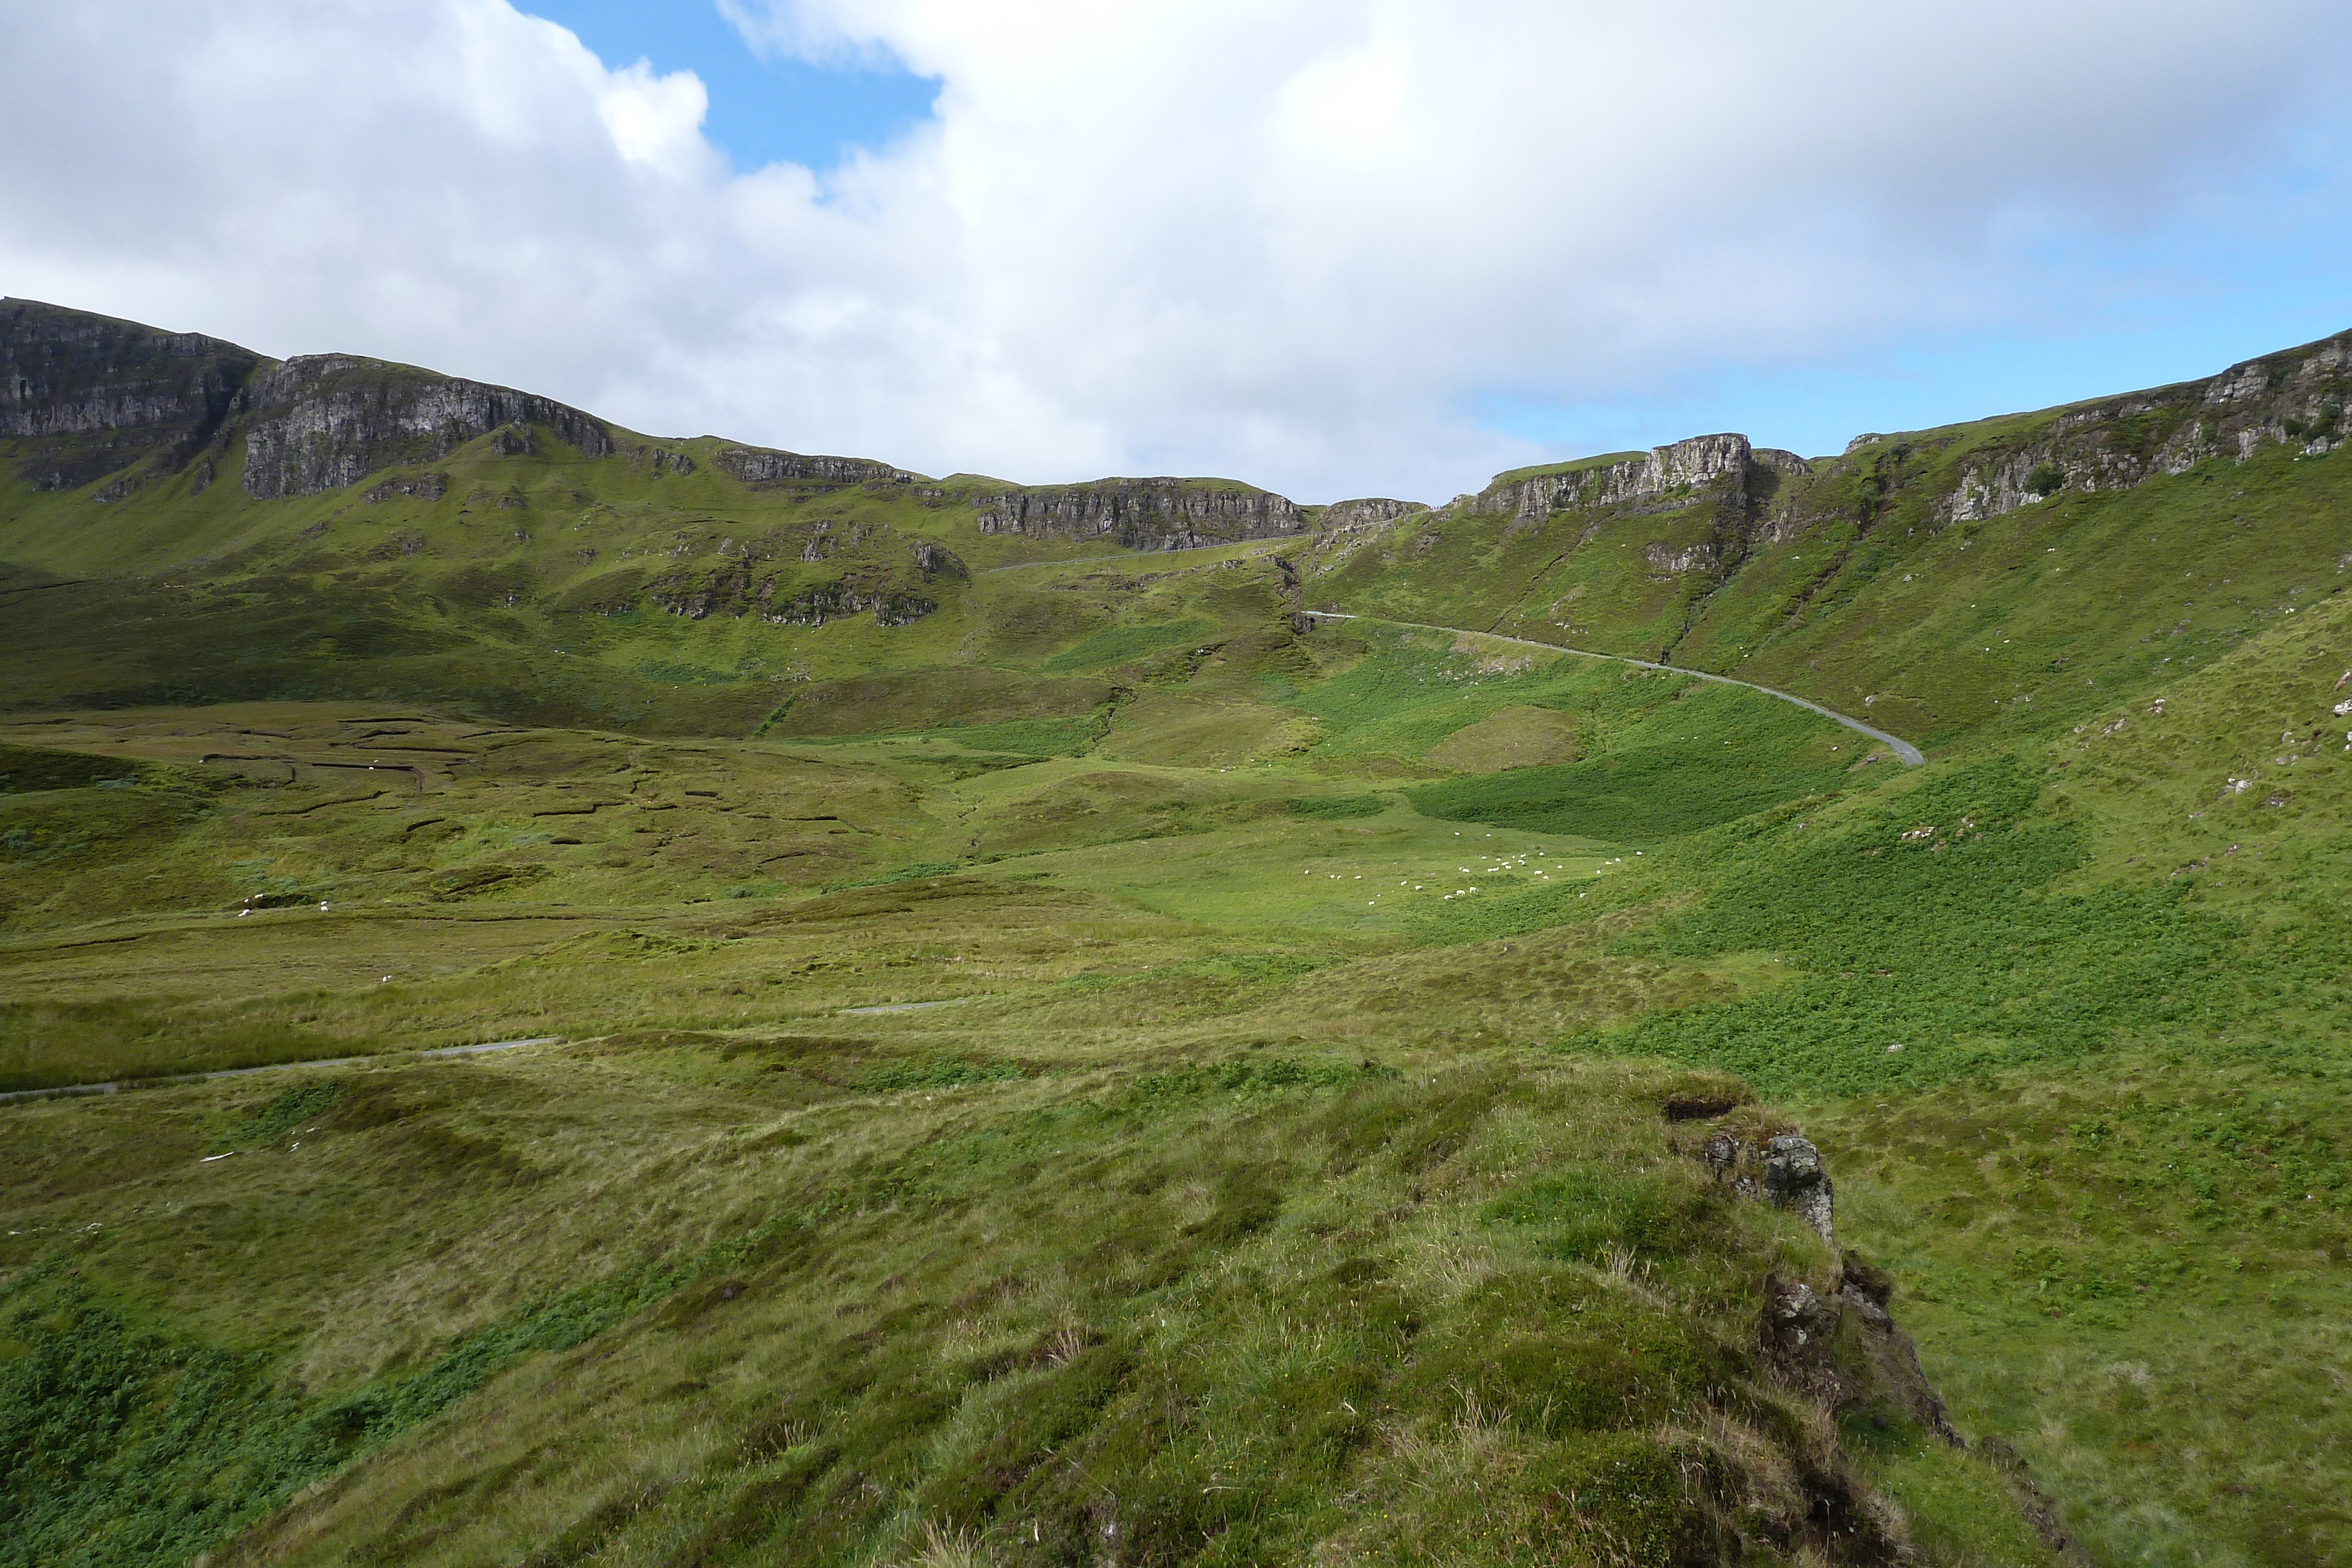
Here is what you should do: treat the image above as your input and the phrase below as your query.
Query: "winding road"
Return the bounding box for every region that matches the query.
[1298,611,1925,765]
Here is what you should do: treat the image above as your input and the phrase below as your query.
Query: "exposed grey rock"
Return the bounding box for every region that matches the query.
[633,561,936,628]
[240,356,612,499]
[632,445,696,476]
[970,478,1304,551]
[769,585,936,628]
[0,297,260,442]
[1703,1131,1741,1180]
[1315,497,1425,532]
[1762,1133,1836,1243]
[714,446,906,487]
[365,472,449,504]
[1938,330,2352,525]
[910,539,966,580]
[1765,1277,1835,1348]
[1479,434,1805,524]
[1465,434,1815,589]
[2,296,263,492]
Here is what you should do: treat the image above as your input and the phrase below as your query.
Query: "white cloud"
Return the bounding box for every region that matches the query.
[1,0,2347,502]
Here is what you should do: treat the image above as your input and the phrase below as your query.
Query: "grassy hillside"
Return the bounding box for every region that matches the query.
[8,303,2352,1566]
[1304,333,2352,755]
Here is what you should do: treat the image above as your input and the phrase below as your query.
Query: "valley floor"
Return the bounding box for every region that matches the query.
[6,573,2351,1568]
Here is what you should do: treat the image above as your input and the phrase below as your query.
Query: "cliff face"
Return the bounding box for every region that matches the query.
[0,301,621,503]
[240,355,614,499]
[1465,434,1814,586]
[0,297,265,492]
[971,479,1304,550]
[1481,434,1810,526]
[713,446,908,487]
[1313,497,1426,532]
[1,303,1324,549]
[1926,330,2352,524]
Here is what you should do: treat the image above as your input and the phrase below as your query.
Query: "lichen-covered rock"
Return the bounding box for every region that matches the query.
[1762,1133,1836,1243]
[634,560,936,628]
[630,445,696,476]
[1478,434,1810,526]
[365,472,449,503]
[909,539,966,580]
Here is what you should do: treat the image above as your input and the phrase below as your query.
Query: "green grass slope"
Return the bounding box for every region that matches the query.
[6,1041,2055,1568]
[1304,333,2352,757]
[9,303,2352,1567]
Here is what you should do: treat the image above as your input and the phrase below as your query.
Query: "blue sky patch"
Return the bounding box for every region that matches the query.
[525,0,939,172]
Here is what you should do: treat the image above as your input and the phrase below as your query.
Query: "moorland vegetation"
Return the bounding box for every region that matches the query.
[4,297,2350,1566]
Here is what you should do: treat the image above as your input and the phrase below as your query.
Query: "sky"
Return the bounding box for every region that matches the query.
[2,0,2348,503]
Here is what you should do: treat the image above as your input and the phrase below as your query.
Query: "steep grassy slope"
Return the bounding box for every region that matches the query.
[1305,333,2352,753]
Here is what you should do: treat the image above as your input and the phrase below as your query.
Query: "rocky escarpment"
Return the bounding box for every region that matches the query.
[1920,329,2352,525]
[240,356,614,499]
[1313,496,1426,531]
[1464,434,1813,583]
[1479,434,1812,526]
[1468,432,1816,524]
[713,446,908,487]
[971,478,1304,550]
[1,297,265,493]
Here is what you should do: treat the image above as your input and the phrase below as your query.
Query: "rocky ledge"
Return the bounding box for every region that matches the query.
[241,356,614,499]
[971,478,1304,550]
[0,297,263,493]
[713,446,910,488]
[1929,330,2352,524]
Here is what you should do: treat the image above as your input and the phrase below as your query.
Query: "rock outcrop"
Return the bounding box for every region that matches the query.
[713,446,907,487]
[1478,434,1811,526]
[1678,1099,2094,1560]
[1760,1132,1837,1243]
[1314,497,1426,532]
[1449,434,1816,585]
[909,539,966,580]
[365,472,449,504]
[240,356,613,499]
[1,297,264,492]
[970,479,1304,550]
[1927,329,2352,524]
[1701,1126,1837,1243]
